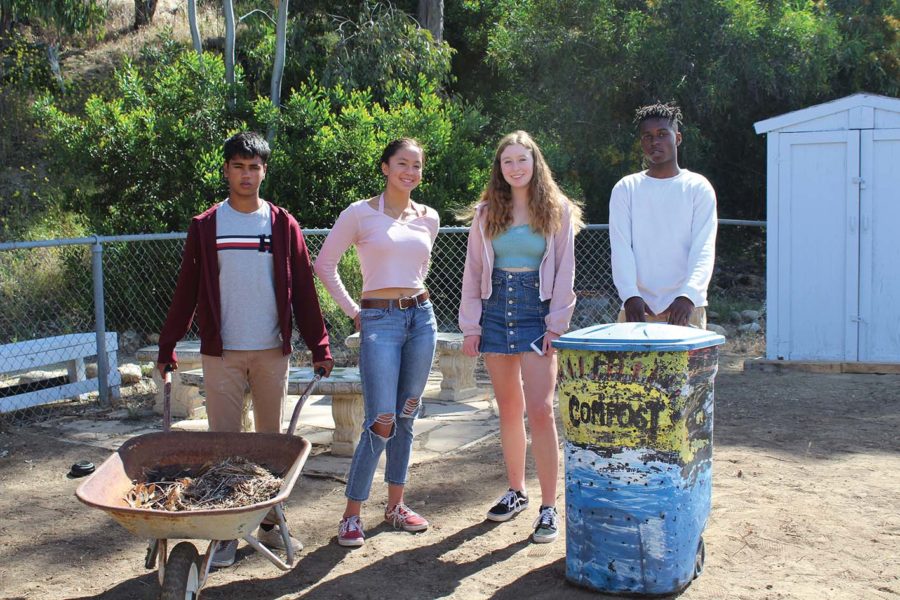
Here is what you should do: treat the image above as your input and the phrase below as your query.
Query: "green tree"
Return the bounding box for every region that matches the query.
[34,48,251,233]
[237,1,453,104]
[0,0,106,92]
[257,74,489,226]
[477,0,847,221]
[33,46,488,233]
[827,0,899,98]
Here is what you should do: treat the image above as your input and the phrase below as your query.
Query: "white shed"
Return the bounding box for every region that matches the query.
[754,93,900,363]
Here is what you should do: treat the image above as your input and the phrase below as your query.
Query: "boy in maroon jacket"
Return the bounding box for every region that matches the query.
[156,131,333,565]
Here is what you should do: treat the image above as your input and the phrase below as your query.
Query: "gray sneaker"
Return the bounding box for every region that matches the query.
[210,539,237,568]
[256,525,303,552]
[532,506,559,543]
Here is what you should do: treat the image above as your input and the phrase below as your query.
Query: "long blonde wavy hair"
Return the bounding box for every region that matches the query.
[464,131,584,239]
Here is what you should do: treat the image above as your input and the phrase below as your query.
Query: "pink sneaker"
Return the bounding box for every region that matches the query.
[337,515,365,547]
[385,502,429,532]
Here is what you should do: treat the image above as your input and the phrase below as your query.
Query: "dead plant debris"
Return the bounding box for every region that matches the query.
[125,456,283,511]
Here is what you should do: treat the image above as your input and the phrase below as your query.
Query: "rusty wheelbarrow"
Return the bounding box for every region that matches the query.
[76,367,324,599]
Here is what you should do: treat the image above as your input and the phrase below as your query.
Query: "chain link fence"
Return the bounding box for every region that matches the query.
[1,223,764,421]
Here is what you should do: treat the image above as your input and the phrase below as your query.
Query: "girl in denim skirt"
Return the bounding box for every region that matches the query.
[459,131,583,543]
[315,139,439,547]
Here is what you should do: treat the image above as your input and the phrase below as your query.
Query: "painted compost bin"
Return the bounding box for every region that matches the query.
[552,322,725,595]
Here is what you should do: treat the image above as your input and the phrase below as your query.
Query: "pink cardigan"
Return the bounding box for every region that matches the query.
[458,202,578,337]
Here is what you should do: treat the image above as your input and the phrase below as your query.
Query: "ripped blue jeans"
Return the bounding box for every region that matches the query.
[344,300,437,501]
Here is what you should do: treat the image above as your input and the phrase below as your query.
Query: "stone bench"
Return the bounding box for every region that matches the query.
[0,333,121,413]
[135,341,204,419]
[180,366,364,457]
[344,331,478,401]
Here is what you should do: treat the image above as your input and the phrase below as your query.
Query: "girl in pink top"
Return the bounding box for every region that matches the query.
[459,131,582,543]
[315,139,439,548]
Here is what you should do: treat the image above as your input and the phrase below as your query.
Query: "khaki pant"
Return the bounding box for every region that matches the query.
[201,347,290,433]
[617,306,707,329]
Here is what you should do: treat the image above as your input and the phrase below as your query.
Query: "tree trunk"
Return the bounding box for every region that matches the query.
[134,0,159,29]
[1,11,12,35]
[268,0,290,142]
[417,0,443,42]
[47,42,65,94]
[223,0,236,109]
[187,0,202,54]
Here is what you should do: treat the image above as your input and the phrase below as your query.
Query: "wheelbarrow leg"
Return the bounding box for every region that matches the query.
[243,503,296,571]
[197,541,215,584]
[272,503,295,565]
[156,539,168,586]
[145,539,159,569]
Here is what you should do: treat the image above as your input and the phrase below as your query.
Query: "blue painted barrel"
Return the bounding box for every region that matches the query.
[552,323,725,595]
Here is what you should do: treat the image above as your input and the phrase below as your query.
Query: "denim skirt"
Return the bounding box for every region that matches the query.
[480,269,550,354]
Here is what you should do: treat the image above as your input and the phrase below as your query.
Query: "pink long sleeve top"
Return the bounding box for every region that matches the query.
[314,198,440,318]
[459,202,578,337]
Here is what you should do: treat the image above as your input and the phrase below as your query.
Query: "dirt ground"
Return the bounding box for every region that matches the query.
[1,356,898,600]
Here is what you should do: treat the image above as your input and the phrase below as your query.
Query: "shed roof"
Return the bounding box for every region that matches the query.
[754,93,900,134]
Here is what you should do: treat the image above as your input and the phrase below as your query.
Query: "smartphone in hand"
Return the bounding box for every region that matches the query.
[530,334,545,356]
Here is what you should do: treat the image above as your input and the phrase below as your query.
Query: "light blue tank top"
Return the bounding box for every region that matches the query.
[491,224,546,270]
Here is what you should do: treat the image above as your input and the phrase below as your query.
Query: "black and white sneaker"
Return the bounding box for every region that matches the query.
[486,488,529,522]
[532,505,559,543]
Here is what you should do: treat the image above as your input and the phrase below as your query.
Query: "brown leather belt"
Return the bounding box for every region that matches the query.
[359,291,430,310]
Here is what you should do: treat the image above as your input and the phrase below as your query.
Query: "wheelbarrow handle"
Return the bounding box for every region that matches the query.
[162,364,174,433]
[286,367,326,437]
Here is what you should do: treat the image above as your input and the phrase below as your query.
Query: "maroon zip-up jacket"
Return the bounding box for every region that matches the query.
[157,201,332,365]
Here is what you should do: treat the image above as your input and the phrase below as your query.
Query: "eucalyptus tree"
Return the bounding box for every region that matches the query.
[268,0,289,141]
[417,0,443,41]
[224,0,236,108]
[187,0,201,54]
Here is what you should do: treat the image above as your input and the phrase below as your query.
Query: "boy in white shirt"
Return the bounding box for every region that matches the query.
[609,102,717,328]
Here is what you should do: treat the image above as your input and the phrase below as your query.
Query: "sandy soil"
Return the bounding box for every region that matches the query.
[0,357,898,600]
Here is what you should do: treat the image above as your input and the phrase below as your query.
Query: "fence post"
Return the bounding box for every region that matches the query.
[92,238,110,406]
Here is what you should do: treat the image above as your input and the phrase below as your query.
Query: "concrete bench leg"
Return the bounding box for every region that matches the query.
[437,350,479,401]
[331,393,364,457]
[67,357,87,401]
[152,373,205,418]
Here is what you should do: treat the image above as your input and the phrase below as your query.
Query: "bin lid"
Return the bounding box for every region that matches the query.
[552,322,725,352]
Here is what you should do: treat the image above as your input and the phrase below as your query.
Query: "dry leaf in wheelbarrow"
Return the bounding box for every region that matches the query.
[124,457,283,511]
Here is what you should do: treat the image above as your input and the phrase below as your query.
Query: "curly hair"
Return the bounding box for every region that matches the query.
[634,101,683,131]
[464,131,583,239]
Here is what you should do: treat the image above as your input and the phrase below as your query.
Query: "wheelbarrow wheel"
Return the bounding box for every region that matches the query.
[694,536,706,579]
[160,542,201,600]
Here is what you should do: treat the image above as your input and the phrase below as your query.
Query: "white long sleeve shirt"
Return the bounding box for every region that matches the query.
[609,169,717,315]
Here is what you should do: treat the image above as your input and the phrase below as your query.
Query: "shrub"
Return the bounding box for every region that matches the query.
[33,45,252,234]
[259,75,489,228]
[34,43,488,234]
[311,245,362,357]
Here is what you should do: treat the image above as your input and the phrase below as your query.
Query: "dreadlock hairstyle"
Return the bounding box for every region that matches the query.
[463,131,584,239]
[634,101,683,131]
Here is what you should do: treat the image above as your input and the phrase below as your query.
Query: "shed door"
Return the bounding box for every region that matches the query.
[859,129,900,361]
[778,131,859,360]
